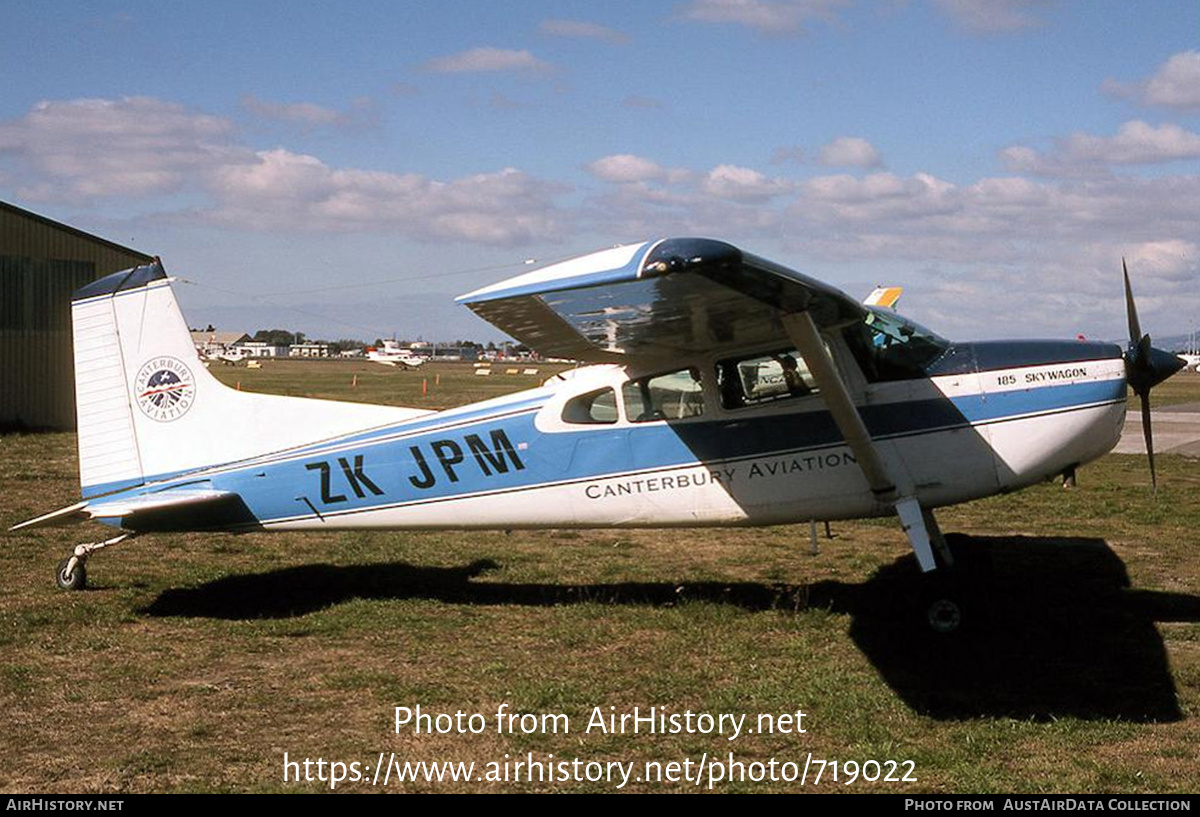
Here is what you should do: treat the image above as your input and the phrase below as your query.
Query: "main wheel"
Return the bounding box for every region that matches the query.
[925,597,962,634]
[55,557,87,591]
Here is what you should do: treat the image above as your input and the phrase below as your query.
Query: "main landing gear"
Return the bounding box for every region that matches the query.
[54,533,133,591]
[917,511,974,635]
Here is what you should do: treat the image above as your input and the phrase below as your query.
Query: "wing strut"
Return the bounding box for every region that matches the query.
[782,312,940,572]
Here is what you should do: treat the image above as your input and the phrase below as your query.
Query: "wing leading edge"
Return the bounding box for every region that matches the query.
[457,238,865,364]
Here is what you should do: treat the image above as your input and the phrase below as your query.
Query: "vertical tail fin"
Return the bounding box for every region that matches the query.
[71,260,428,498]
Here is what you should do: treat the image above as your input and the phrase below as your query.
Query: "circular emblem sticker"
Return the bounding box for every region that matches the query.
[134,356,196,422]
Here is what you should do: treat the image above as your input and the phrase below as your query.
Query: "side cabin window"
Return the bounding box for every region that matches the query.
[716,348,818,410]
[622,368,705,422]
[562,387,619,424]
[843,307,950,382]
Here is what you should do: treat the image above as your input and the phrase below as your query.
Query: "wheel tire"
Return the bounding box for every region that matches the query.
[55,557,87,591]
[926,597,962,634]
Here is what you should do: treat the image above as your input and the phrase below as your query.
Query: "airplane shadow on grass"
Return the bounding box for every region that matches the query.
[143,533,1199,723]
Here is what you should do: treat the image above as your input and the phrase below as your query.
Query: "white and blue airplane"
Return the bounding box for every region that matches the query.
[11,238,1182,631]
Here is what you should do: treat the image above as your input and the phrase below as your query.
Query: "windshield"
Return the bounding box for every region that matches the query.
[846,307,950,382]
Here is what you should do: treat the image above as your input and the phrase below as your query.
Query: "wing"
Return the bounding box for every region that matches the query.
[457,238,865,364]
[460,238,945,573]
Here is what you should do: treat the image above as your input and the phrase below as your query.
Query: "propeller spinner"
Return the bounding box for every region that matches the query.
[1122,260,1186,491]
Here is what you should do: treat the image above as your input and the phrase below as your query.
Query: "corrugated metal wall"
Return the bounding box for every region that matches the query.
[1,202,152,429]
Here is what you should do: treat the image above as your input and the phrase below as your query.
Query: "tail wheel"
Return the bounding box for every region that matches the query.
[55,557,87,591]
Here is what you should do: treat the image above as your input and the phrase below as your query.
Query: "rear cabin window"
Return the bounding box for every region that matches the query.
[716,349,818,410]
[622,369,705,422]
[562,387,619,424]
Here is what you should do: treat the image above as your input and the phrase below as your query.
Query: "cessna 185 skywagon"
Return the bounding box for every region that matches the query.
[12,238,1183,631]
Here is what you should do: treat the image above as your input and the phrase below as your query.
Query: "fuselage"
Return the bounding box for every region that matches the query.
[96,337,1128,534]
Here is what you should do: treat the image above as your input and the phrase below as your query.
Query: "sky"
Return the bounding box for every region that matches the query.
[1,0,1198,344]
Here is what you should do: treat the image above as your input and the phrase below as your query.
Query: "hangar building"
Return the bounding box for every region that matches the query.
[1,201,153,429]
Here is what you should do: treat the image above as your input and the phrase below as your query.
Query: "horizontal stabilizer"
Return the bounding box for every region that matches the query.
[11,489,257,533]
[9,501,91,531]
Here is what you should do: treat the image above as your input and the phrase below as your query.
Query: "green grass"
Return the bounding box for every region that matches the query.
[1,363,1198,793]
[1146,369,1200,408]
[205,358,569,410]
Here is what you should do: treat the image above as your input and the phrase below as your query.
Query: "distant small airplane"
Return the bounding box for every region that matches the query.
[12,239,1183,633]
[214,348,249,365]
[366,339,426,369]
[197,347,247,365]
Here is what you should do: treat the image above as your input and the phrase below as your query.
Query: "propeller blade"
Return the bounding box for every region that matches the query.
[1140,392,1157,493]
[1121,260,1179,493]
[1124,258,1142,345]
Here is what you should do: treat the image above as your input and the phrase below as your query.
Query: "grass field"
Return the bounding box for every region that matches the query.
[2,362,1198,793]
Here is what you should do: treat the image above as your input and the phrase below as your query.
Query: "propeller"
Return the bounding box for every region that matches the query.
[1122,260,1186,491]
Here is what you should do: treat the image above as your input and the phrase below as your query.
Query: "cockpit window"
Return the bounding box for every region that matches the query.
[716,348,819,409]
[622,368,705,422]
[845,307,950,382]
[562,387,619,424]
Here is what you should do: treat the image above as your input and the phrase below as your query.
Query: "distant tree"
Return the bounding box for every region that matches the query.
[324,338,365,354]
[252,329,301,346]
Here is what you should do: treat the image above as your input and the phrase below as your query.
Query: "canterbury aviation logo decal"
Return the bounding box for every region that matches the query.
[134,357,196,422]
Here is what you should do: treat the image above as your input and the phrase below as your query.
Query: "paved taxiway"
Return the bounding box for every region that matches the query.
[1115,401,1200,457]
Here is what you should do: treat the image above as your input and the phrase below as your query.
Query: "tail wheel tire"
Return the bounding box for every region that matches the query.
[55,557,87,591]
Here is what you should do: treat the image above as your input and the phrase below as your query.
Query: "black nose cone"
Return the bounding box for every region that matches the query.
[1127,344,1186,394]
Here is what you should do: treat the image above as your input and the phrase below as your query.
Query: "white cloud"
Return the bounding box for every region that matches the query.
[0,96,243,200]
[3,95,1197,338]
[538,19,629,44]
[0,97,568,245]
[205,150,567,244]
[931,0,1050,34]
[701,164,792,201]
[422,47,555,75]
[678,0,847,34]
[1001,121,1200,176]
[1104,51,1200,112]
[1124,240,1197,283]
[817,136,883,168]
[240,95,378,132]
[241,96,341,127]
[780,171,1200,338]
[585,154,672,184]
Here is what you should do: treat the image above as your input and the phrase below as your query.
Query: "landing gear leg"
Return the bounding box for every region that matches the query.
[55,533,132,591]
[919,510,966,635]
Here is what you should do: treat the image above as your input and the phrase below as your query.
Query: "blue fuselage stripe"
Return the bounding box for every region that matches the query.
[89,374,1126,526]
